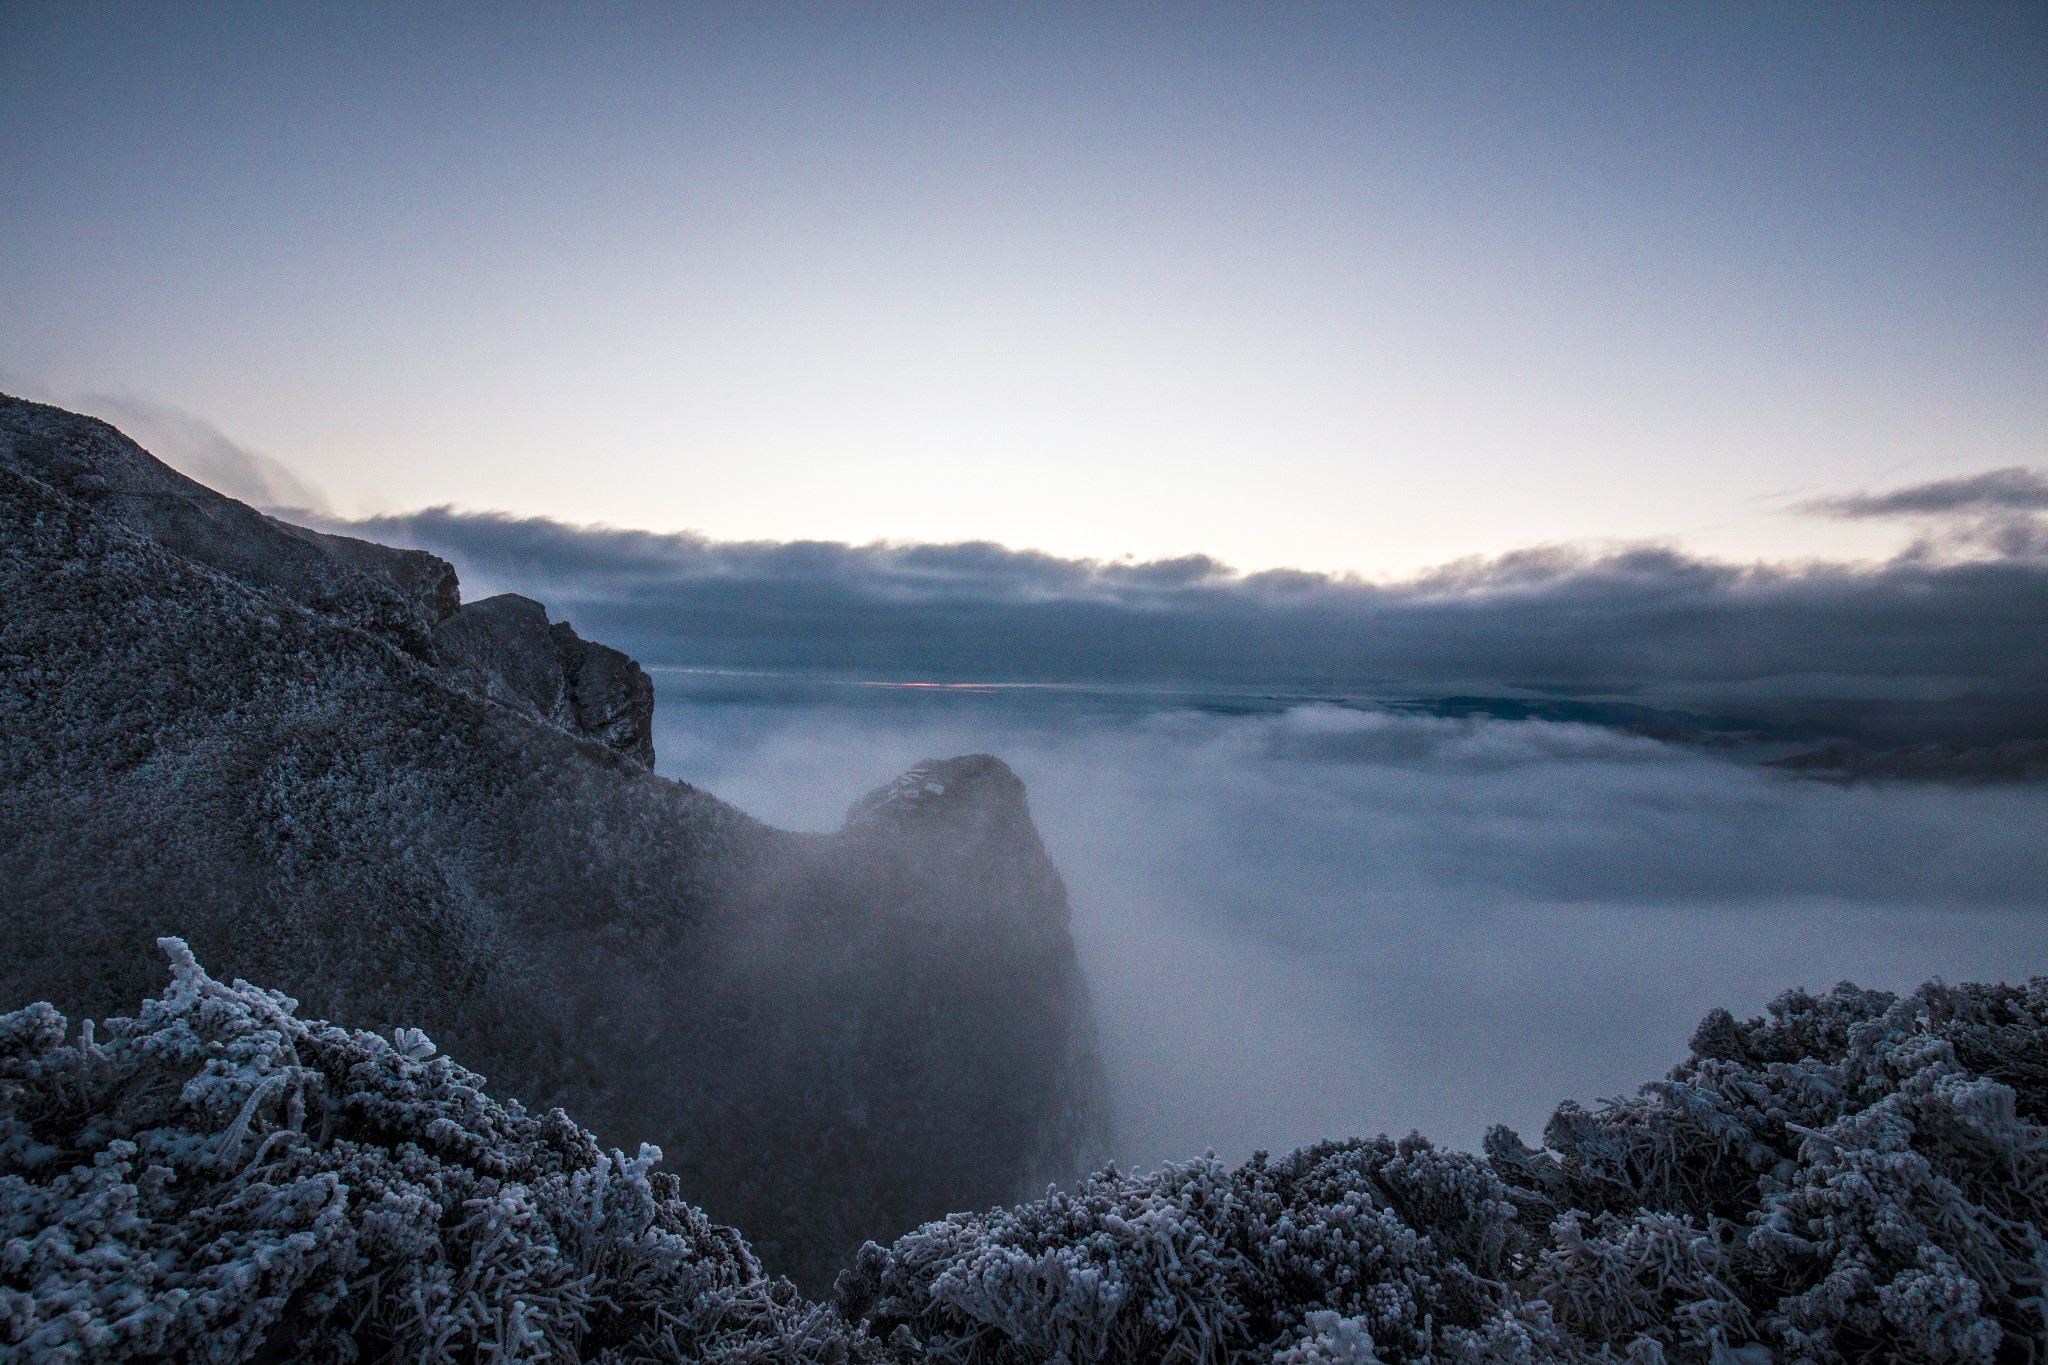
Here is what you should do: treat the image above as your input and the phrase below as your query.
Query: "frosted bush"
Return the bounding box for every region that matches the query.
[1490,978,2047,1363]
[1529,1210,1750,1354]
[6,940,2042,1363]
[834,1138,1565,1364]
[0,939,873,1364]
[848,977,2043,1365]
[1272,1311,1383,1364]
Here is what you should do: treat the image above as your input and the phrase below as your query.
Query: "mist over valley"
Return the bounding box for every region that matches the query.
[662,670,2048,1168]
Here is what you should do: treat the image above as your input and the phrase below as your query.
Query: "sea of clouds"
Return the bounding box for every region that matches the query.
[287,461,2048,1172]
[652,677,2048,1171]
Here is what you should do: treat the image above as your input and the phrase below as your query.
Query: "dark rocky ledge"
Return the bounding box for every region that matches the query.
[435,591,656,768]
[0,393,652,765]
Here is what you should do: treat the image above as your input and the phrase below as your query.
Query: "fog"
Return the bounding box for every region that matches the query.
[652,674,2048,1171]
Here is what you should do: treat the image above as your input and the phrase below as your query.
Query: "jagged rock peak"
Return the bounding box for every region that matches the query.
[0,391,652,766]
[434,592,656,768]
[837,754,1073,940]
[844,754,1038,840]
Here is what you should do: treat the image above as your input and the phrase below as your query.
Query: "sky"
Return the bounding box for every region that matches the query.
[4,2,2044,576]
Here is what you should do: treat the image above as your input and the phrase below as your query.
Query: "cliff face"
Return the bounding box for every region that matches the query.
[0,393,1110,1289]
[0,393,651,760]
[694,755,1111,1283]
[434,591,656,767]
[0,401,450,653]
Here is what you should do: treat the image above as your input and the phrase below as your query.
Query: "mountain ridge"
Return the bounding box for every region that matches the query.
[0,392,1111,1290]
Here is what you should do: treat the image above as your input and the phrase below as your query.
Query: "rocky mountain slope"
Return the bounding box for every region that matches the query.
[0,393,1110,1290]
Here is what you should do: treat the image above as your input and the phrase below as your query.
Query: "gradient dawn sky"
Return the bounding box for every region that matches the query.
[4,2,2043,576]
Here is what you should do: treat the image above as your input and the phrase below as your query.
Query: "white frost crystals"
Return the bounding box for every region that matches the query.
[0,938,845,1364]
[1273,1312,1384,1365]
[4,938,2045,1363]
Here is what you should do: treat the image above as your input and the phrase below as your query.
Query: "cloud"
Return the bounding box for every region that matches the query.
[1801,467,2048,518]
[650,685,2048,1168]
[1797,467,2048,563]
[78,393,331,514]
[309,503,2048,745]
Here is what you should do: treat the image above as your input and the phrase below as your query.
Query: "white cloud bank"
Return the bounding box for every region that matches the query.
[653,685,2048,1170]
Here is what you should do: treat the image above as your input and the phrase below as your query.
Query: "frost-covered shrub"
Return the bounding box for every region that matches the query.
[0,939,873,1364]
[834,1137,1563,1365]
[1528,1211,1750,1358]
[1490,979,2048,1364]
[848,978,2044,1365]
[7,934,2042,1364]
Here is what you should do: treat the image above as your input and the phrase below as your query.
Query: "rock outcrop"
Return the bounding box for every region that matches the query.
[435,592,656,767]
[0,393,1110,1289]
[0,395,652,765]
[0,396,456,657]
[695,754,1110,1284]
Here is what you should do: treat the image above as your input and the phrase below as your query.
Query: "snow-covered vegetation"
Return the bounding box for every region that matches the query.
[7,943,2041,1363]
[0,940,873,1364]
[846,973,2046,1362]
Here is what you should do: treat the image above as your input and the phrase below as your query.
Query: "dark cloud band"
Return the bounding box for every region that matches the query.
[314,505,2048,746]
[1800,467,2048,519]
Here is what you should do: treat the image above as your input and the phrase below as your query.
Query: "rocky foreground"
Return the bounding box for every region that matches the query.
[4,944,2042,1363]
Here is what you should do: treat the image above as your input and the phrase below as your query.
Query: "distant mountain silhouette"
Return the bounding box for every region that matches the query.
[0,393,1111,1289]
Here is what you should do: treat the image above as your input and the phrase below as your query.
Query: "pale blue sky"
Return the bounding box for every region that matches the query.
[4,2,2043,574]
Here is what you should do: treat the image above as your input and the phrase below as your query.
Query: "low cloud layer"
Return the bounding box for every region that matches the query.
[324,487,2048,745]
[652,683,2048,1168]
